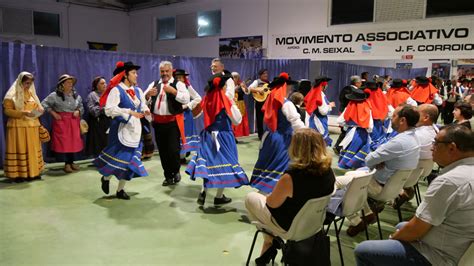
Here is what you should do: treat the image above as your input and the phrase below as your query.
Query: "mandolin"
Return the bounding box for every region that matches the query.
[252,83,270,102]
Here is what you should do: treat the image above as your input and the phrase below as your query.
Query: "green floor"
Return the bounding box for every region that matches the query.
[0,134,424,266]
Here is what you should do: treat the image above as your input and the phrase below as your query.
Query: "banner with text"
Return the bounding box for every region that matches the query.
[271,22,474,60]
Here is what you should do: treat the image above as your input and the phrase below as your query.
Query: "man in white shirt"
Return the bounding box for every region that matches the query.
[144,61,190,186]
[246,69,270,140]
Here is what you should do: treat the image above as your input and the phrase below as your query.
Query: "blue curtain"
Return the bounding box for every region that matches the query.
[0,42,309,168]
[320,61,428,114]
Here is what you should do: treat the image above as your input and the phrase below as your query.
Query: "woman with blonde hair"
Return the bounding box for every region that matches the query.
[245,128,335,265]
[3,72,45,182]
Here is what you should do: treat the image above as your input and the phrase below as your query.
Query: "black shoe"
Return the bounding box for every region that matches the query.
[101,176,110,194]
[214,194,232,205]
[13,178,25,183]
[197,191,206,205]
[173,173,181,184]
[162,178,175,186]
[255,246,277,266]
[116,190,130,200]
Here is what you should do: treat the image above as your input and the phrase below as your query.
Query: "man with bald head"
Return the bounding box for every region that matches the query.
[393,104,439,207]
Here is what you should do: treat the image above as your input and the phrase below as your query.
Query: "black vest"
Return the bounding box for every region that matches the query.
[150,79,184,115]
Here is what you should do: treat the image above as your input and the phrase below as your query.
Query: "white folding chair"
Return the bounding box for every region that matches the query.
[459,242,474,266]
[246,195,331,266]
[394,167,424,221]
[326,169,376,266]
[369,169,413,239]
[414,159,434,202]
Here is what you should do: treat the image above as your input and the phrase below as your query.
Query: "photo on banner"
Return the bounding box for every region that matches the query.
[457,59,474,79]
[431,63,450,80]
[219,35,263,59]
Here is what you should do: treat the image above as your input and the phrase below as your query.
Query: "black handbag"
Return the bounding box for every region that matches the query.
[283,230,331,266]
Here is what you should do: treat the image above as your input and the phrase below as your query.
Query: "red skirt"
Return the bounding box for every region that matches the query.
[232,100,250,137]
[51,112,83,153]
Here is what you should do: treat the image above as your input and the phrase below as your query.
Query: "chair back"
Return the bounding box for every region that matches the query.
[341,169,376,217]
[459,242,474,266]
[418,159,434,178]
[371,169,413,202]
[280,195,331,241]
[404,167,424,188]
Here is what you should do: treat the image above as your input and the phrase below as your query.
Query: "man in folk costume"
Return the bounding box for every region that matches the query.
[386,79,417,108]
[173,69,202,157]
[337,88,374,169]
[410,76,443,106]
[186,73,249,206]
[95,61,150,200]
[144,61,190,186]
[365,81,393,150]
[304,76,336,146]
[250,73,305,194]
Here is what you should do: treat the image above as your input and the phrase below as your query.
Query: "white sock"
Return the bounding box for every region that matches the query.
[103,176,112,181]
[117,180,126,192]
[216,188,224,198]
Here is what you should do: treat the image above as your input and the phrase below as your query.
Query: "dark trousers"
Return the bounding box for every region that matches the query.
[153,121,181,179]
[56,152,76,164]
[255,101,265,140]
[334,127,347,153]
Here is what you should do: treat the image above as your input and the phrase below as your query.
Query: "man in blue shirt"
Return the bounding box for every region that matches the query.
[335,104,420,236]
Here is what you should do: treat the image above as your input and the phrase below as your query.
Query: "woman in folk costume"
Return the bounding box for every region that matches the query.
[186,73,248,206]
[365,81,392,150]
[304,76,336,146]
[410,76,443,106]
[173,69,201,156]
[385,79,417,108]
[231,71,250,137]
[250,73,305,194]
[42,74,84,173]
[3,72,45,182]
[337,88,374,169]
[384,79,416,140]
[85,76,111,157]
[94,61,150,200]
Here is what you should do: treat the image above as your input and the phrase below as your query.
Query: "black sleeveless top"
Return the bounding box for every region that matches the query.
[267,167,335,231]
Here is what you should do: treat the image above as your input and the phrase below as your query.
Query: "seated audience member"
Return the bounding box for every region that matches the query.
[245,128,335,265]
[335,104,421,236]
[354,124,474,266]
[393,104,439,207]
[453,101,472,130]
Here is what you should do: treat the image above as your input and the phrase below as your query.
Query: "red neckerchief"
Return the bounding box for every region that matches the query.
[411,82,439,104]
[201,78,233,129]
[304,81,328,114]
[386,87,411,108]
[343,100,372,129]
[126,89,136,99]
[262,83,287,132]
[100,71,125,107]
[367,88,388,120]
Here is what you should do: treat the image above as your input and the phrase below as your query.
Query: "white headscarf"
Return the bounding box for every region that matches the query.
[3,71,42,111]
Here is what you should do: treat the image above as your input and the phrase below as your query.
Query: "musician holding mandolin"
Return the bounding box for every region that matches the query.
[246,69,270,140]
